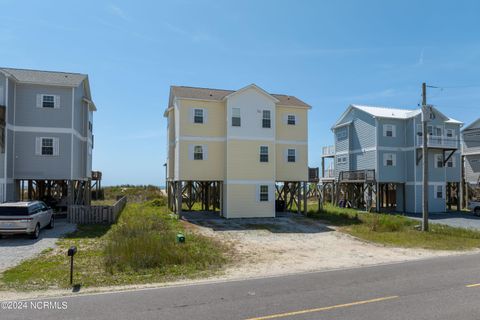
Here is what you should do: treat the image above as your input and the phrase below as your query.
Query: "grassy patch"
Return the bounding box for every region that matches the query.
[103,185,164,203]
[308,204,480,250]
[0,201,228,291]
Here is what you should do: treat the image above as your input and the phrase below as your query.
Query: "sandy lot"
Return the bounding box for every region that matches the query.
[187,214,475,278]
[1,213,476,301]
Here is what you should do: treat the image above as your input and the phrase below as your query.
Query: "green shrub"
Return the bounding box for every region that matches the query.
[104,203,225,273]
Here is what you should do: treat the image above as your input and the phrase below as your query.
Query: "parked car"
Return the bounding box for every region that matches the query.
[468,201,480,216]
[0,201,54,239]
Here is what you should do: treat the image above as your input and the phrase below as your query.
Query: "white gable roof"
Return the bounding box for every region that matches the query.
[333,104,462,129]
[352,105,421,119]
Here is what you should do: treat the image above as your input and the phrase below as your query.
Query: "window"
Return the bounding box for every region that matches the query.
[434,154,443,168]
[435,127,442,136]
[287,114,296,125]
[88,121,93,132]
[383,153,396,167]
[447,156,455,168]
[383,124,396,137]
[262,110,271,128]
[259,185,269,202]
[337,156,347,164]
[435,185,444,199]
[287,149,296,162]
[193,145,203,160]
[260,146,269,162]
[446,129,454,138]
[41,138,54,155]
[194,109,204,124]
[232,108,241,127]
[42,95,55,108]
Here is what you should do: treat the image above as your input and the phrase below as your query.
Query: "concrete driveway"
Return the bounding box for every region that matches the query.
[0,219,76,272]
[406,211,480,230]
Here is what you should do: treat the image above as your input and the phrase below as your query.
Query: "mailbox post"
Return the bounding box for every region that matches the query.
[67,246,77,285]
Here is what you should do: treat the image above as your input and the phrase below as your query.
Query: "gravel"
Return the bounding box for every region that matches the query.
[0,220,76,272]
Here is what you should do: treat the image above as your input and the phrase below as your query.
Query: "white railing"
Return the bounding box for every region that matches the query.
[323,168,336,179]
[322,145,335,156]
[416,135,458,148]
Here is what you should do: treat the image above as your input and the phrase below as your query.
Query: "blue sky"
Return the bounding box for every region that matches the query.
[1,0,479,186]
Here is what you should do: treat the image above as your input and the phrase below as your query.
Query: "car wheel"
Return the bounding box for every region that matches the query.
[30,224,40,239]
[475,207,480,217]
[47,216,54,229]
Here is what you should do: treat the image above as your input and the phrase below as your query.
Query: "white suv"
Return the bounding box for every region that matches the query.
[468,201,480,216]
[0,201,54,239]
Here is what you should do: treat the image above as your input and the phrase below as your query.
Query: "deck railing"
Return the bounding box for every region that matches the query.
[339,169,376,182]
[322,145,335,157]
[416,135,458,149]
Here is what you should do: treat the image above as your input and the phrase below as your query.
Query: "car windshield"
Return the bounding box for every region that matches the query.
[0,207,30,216]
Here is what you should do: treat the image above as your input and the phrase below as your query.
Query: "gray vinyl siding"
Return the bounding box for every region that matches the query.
[14,83,73,128]
[350,150,375,171]
[0,73,5,106]
[446,152,461,182]
[377,118,406,148]
[334,126,349,152]
[350,109,375,150]
[377,150,404,183]
[13,132,71,179]
[465,154,480,184]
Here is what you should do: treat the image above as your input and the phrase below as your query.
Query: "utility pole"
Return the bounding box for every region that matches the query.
[422,82,429,231]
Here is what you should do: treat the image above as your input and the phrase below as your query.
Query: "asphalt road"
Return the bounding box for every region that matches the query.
[406,211,480,230]
[3,253,480,320]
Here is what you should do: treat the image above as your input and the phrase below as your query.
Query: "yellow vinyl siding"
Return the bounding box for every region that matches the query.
[226,140,275,180]
[178,99,226,137]
[178,141,224,180]
[276,144,308,181]
[276,107,308,141]
[225,184,274,218]
[167,110,175,179]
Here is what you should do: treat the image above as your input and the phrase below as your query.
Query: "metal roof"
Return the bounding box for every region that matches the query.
[0,67,87,87]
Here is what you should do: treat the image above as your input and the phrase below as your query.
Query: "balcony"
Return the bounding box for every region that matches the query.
[322,168,336,180]
[416,134,458,149]
[322,145,335,157]
[339,169,376,183]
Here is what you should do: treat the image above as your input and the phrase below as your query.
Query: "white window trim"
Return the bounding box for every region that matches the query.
[446,155,456,168]
[383,153,396,167]
[36,94,60,109]
[262,110,271,128]
[192,108,207,124]
[189,144,208,161]
[286,148,296,163]
[287,114,296,126]
[435,185,445,199]
[383,124,396,138]
[434,154,444,168]
[232,107,241,127]
[35,136,59,156]
[259,145,269,162]
[259,185,269,202]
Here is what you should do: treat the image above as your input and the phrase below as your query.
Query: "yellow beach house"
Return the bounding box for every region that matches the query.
[164,84,311,218]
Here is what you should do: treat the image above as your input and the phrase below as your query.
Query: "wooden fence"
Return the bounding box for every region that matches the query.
[67,196,127,224]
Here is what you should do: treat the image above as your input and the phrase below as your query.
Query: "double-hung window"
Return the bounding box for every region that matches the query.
[287,149,296,162]
[232,108,241,127]
[287,115,296,125]
[260,146,269,162]
[383,153,396,167]
[259,185,269,202]
[336,129,347,141]
[434,154,443,168]
[42,95,55,108]
[383,124,396,137]
[446,129,454,138]
[447,156,455,168]
[435,185,444,199]
[193,145,203,160]
[337,156,347,164]
[262,110,271,128]
[194,109,204,124]
[42,138,54,155]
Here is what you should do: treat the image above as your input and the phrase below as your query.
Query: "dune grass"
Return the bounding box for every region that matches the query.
[308,204,480,250]
[0,200,228,291]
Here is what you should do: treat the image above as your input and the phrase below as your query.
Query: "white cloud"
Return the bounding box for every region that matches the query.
[107,4,130,22]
